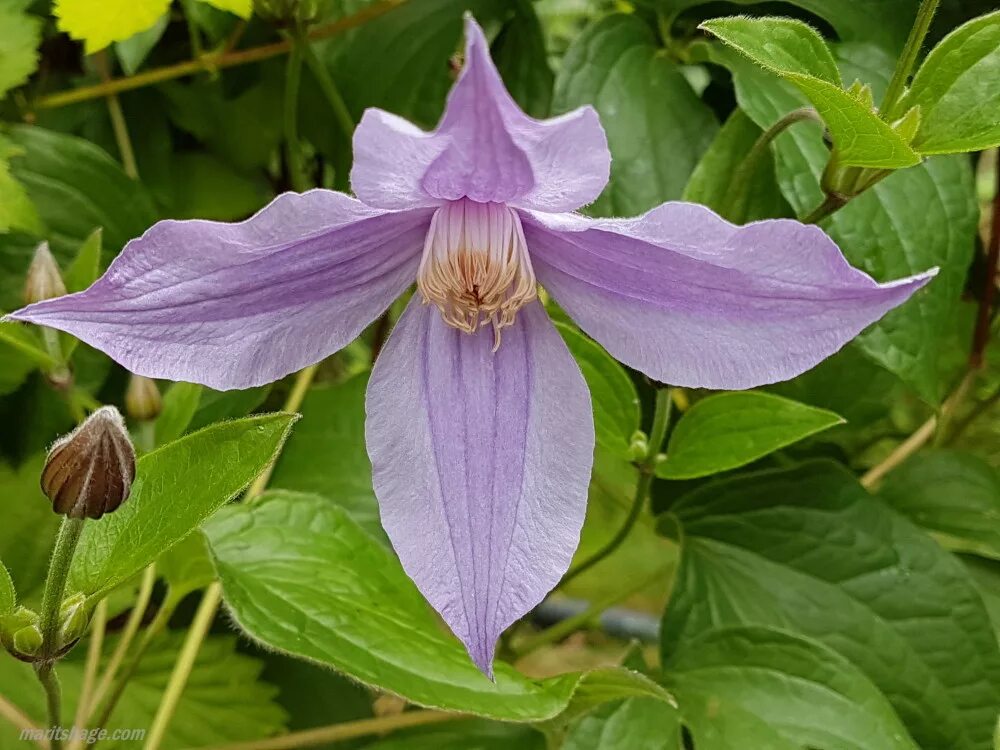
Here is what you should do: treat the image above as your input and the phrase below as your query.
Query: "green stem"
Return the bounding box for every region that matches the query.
[95,52,139,180]
[724,108,820,219]
[881,0,940,120]
[39,518,86,659]
[297,32,354,141]
[558,387,673,589]
[35,664,62,748]
[801,193,847,225]
[181,0,204,60]
[283,31,308,193]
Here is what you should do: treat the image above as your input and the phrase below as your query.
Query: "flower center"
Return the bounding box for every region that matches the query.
[417,199,537,349]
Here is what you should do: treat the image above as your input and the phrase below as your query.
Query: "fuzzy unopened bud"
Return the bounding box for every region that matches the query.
[41,406,136,519]
[125,375,162,421]
[23,242,66,305]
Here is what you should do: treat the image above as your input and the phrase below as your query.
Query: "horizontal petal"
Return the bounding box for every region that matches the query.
[8,191,432,390]
[366,299,593,675]
[524,204,936,389]
[350,15,610,213]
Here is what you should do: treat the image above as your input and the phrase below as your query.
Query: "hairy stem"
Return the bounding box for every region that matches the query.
[39,518,86,659]
[192,711,457,750]
[35,664,63,748]
[881,0,941,120]
[33,1,405,111]
[558,387,673,589]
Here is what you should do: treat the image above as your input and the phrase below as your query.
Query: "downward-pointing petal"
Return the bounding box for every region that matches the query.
[366,298,594,674]
[7,191,433,390]
[525,204,936,389]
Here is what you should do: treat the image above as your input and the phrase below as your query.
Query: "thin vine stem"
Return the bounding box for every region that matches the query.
[881,0,941,120]
[32,0,406,111]
[284,30,308,192]
[297,31,355,141]
[95,52,139,180]
[558,387,673,589]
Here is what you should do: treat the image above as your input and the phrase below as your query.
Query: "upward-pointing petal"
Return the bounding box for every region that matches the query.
[366,298,594,674]
[7,191,433,390]
[351,15,610,213]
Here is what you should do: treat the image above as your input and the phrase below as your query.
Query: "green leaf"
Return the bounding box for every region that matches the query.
[367,721,546,750]
[269,374,382,536]
[0,454,59,601]
[63,228,102,293]
[157,530,216,597]
[115,12,170,76]
[666,626,918,750]
[556,323,640,459]
[0,136,42,235]
[703,17,920,168]
[657,392,843,479]
[5,125,158,258]
[154,382,204,446]
[720,50,977,402]
[562,698,682,750]
[166,153,270,221]
[553,14,718,216]
[0,633,286,749]
[701,16,842,85]
[0,561,14,616]
[659,461,1000,750]
[683,108,793,224]
[662,0,919,55]
[54,0,172,54]
[198,0,252,18]
[0,322,56,368]
[0,5,41,98]
[879,450,1000,560]
[68,413,297,602]
[205,491,674,720]
[903,10,1000,154]
[492,0,554,118]
[187,385,271,433]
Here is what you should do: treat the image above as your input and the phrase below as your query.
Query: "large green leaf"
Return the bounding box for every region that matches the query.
[54,0,170,53]
[658,461,1000,750]
[562,698,682,750]
[683,108,793,224]
[657,392,843,479]
[661,0,919,54]
[703,17,920,168]
[0,135,41,235]
[0,633,286,749]
[268,374,382,536]
[666,626,918,750]
[5,125,158,257]
[205,491,673,720]
[492,0,554,118]
[553,13,717,216]
[0,454,59,601]
[154,382,204,446]
[903,10,1000,154]
[0,5,41,98]
[366,721,546,750]
[68,413,297,602]
[879,450,1000,560]
[556,323,640,459]
[718,49,977,402]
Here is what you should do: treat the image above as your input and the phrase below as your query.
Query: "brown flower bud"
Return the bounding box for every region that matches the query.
[41,407,136,519]
[125,375,162,421]
[23,241,67,306]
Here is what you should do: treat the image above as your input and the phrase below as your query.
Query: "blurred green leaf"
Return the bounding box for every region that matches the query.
[0,136,42,235]
[63,227,102,293]
[683,108,793,224]
[556,323,640,459]
[0,454,58,601]
[720,50,977,403]
[157,529,216,597]
[154,381,204,446]
[114,12,169,76]
[658,392,843,479]
[206,491,673,719]
[366,721,546,750]
[880,450,1000,560]
[269,374,382,537]
[666,626,918,750]
[562,698,681,750]
[0,5,41,98]
[492,0,554,118]
[198,0,252,18]
[659,461,1000,750]
[68,413,297,602]
[0,633,286,748]
[703,17,920,168]
[54,0,171,54]
[5,125,158,258]
[553,13,718,216]
[187,385,271,432]
[166,153,270,220]
[903,10,1000,154]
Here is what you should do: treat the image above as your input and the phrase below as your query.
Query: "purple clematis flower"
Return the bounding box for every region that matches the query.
[9,16,934,675]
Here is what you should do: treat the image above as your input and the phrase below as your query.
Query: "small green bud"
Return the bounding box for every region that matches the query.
[892,106,922,145]
[12,625,43,657]
[42,406,136,519]
[125,374,162,421]
[58,593,89,647]
[845,80,874,111]
[627,430,649,462]
[0,606,40,658]
[23,241,67,306]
